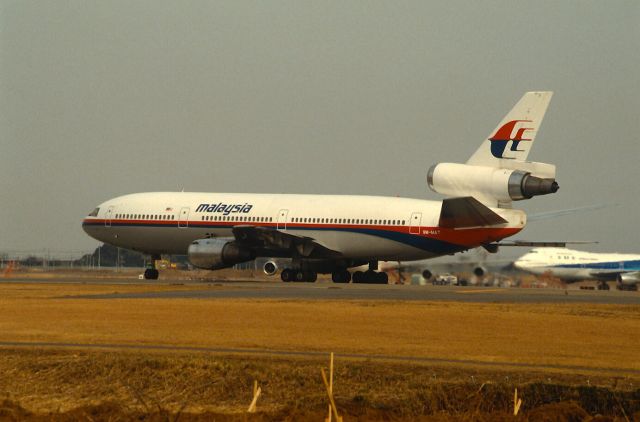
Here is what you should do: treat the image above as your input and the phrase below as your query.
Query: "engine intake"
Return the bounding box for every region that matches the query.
[187,238,254,270]
[428,163,558,204]
[263,260,278,276]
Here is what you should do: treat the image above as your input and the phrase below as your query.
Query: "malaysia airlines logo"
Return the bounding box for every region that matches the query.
[196,202,253,215]
[489,120,534,159]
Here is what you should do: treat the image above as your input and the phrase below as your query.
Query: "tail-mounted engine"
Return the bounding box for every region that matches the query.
[187,238,254,270]
[427,162,558,207]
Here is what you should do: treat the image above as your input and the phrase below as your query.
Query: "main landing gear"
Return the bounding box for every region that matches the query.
[278,261,388,284]
[143,254,161,280]
[352,270,388,284]
[331,270,351,283]
[353,261,388,284]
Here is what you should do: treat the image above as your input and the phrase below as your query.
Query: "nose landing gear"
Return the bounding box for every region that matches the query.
[143,255,161,280]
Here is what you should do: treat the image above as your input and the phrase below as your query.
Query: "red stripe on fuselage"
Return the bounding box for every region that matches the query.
[83,218,520,248]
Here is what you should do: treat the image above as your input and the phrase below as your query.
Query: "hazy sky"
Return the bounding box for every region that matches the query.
[1,1,638,257]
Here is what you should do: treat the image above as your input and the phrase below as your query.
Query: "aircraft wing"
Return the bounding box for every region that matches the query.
[231,226,341,258]
[584,269,640,281]
[483,240,597,253]
[586,270,626,281]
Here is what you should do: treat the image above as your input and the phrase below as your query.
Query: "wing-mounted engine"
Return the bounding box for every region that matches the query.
[617,272,640,291]
[427,162,558,207]
[187,238,254,270]
[263,260,278,276]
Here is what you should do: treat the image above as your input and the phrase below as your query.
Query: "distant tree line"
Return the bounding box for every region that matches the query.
[7,244,188,268]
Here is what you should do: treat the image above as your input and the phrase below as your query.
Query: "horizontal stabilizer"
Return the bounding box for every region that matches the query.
[439,197,507,228]
[489,240,598,247]
[528,204,611,222]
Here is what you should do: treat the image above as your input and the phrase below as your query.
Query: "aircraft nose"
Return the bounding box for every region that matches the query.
[82,218,97,237]
[82,206,102,239]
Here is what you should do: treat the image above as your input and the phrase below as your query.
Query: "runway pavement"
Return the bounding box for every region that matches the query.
[3,276,639,304]
[78,285,640,303]
[7,277,632,304]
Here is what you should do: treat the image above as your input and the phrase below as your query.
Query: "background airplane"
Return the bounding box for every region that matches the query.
[514,248,640,290]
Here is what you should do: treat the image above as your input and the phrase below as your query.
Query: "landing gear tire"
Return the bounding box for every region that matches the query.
[377,272,389,284]
[597,281,610,290]
[353,270,387,284]
[143,268,159,280]
[306,272,317,283]
[332,270,351,283]
[281,269,293,282]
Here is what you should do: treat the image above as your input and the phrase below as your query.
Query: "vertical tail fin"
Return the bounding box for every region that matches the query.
[466,91,553,166]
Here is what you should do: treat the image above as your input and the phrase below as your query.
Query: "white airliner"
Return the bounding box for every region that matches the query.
[83,91,560,283]
[514,248,640,290]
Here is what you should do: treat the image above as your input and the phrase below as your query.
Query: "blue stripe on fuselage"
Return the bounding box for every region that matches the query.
[553,260,640,271]
[83,221,467,255]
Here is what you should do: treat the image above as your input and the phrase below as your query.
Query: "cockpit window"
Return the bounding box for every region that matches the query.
[88,207,100,217]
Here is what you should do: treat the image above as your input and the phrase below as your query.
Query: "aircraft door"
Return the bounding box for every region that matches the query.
[409,212,422,235]
[104,206,115,227]
[277,209,289,230]
[178,207,190,228]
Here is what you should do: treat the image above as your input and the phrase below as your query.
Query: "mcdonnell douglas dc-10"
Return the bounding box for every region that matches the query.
[83,92,560,283]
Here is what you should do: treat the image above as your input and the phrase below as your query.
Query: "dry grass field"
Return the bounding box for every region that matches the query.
[1,281,639,420]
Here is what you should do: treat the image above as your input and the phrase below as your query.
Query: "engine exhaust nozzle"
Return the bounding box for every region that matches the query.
[522,175,559,198]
